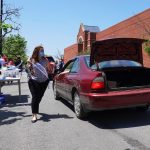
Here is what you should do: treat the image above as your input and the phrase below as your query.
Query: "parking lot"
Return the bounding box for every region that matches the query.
[0,72,150,150]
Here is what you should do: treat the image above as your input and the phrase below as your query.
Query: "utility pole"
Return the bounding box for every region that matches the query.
[0,0,3,55]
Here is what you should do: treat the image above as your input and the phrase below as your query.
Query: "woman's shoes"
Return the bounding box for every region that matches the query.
[31,118,37,123]
[31,114,37,123]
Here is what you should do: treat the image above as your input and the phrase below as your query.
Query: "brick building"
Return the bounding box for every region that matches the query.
[64,9,150,67]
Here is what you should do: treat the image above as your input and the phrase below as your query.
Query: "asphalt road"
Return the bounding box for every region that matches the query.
[0,72,150,150]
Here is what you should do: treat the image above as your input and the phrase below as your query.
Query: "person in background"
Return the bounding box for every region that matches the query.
[8,58,15,66]
[0,55,5,68]
[2,54,8,64]
[27,45,51,123]
[54,60,59,75]
[14,56,23,71]
[58,58,64,71]
[6,58,15,84]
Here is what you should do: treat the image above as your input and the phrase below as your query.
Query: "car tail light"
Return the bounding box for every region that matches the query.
[91,82,104,89]
[91,77,105,90]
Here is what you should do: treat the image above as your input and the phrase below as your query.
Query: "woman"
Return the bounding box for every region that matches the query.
[27,46,51,123]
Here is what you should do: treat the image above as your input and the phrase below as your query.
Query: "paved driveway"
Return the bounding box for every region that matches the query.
[0,72,150,150]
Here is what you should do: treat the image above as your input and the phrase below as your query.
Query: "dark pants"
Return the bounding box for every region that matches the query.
[28,79,49,114]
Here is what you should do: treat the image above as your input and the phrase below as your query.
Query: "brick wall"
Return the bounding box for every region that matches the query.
[87,32,96,49]
[64,9,150,67]
[77,27,86,52]
[64,44,78,63]
[96,9,150,67]
[96,9,150,40]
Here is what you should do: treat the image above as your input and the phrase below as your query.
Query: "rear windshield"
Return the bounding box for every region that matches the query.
[98,60,141,68]
[85,56,142,69]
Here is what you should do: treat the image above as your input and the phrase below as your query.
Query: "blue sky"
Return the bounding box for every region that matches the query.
[5,0,150,58]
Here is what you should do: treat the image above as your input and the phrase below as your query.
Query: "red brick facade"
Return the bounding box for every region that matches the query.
[64,9,150,67]
[96,9,150,40]
[64,24,99,63]
[64,44,78,63]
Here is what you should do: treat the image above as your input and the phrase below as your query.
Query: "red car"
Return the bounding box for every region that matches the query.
[53,38,150,119]
[46,56,55,80]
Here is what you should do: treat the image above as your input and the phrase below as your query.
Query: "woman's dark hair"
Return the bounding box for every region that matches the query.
[31,45,43,62]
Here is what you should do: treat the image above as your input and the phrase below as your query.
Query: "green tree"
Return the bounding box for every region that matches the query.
[144,39,150,56]
[0,2,22,54]
[136,16,150,56]
[2,5,21,37]
[3,34,27,62]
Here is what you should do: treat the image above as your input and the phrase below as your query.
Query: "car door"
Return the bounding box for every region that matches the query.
[64,58,80,101]
[56,59,75,99]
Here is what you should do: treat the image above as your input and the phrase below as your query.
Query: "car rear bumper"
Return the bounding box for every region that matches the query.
[80,88,150,111]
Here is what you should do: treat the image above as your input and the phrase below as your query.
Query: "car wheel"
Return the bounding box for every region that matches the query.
[136,105,149,111]
[73,91,87,119]
[53,83,60,100]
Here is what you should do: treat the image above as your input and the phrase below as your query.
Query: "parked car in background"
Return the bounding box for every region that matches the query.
[53,38,150,119]
[46,56,55,63]
[46,56,55,80]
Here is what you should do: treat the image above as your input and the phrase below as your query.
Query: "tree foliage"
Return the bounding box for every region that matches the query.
[3,34,27,62]
[1,4,21,38]
[54,49,64,60]
[136,16,150,56]
[144,40,150,56]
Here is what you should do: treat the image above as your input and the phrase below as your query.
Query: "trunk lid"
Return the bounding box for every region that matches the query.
[90,38,145,66]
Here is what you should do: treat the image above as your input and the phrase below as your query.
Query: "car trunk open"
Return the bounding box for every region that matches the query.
[102,67,150,90]
[90,38,144,66]
[90,38,150,91]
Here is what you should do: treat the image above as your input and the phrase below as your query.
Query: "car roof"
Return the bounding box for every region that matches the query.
[46,56,55,62]
[73,55,89,59]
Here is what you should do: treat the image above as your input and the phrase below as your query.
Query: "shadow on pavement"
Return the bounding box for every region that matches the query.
[1,94,30,107]
[0,94,31,125]
[87,108,150,129]
[0,110,31,125]
[60,99,74,112]
[59,99,150,129]
[39,113,74,122]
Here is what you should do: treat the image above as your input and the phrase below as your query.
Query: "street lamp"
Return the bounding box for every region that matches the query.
[0,0,3,55]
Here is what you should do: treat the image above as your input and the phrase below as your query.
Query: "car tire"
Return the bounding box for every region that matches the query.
[136,105,149,111]
[73,91,88,119]
[53,83,60,100]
